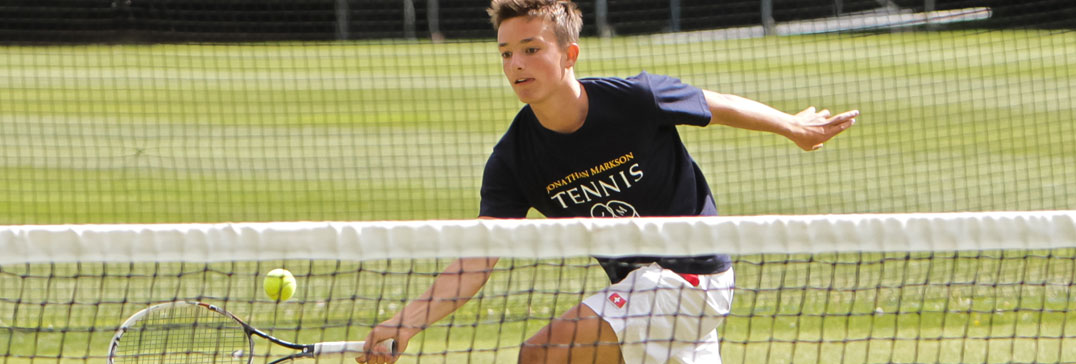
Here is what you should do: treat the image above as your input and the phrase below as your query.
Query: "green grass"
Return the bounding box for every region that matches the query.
[1,30,1074,223]
[1,29,1075,363]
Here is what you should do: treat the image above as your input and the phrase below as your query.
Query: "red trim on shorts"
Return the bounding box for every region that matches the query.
[677,273,700,287]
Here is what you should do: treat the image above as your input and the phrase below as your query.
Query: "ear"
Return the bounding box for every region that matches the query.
[564,43,580,68]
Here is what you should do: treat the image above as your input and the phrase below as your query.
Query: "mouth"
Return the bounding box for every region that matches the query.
[514,78,534,85]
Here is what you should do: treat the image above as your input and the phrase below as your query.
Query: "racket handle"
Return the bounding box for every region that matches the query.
[312,339,397,359]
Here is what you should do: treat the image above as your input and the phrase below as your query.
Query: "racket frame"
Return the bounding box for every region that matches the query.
[107,301,361,364]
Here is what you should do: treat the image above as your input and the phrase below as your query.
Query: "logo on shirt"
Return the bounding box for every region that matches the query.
[590,200,639,217]
[546,153,645,213]
[608,293,627,308]
[545,153,638,194]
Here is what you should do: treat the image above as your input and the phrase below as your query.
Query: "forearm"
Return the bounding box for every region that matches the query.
[703,90,795,137]
[390,257,499,338]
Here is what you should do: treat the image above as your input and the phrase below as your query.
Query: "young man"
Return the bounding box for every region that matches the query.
[359,1,858,363]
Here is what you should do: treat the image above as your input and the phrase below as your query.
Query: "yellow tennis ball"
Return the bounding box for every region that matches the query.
[263,268,296,301]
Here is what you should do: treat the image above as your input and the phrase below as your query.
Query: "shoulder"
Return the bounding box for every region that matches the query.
[579,72,657,106]
[581,71,692,99]
[581,72,649,91]
[587,72,709,126]
[629,71,696,95]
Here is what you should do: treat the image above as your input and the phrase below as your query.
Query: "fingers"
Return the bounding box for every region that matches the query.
[831,110,858,132]
[797,107,833,118]
[356,344,390,364]
[789,107,859,151]
[795,109,859,151]
[831,109,859,122]
[813,109,858,130]
[362,344,397,364]
[357,332,399,364]
[798,107,845,126]
[356,333,376,363]
[819,109,855,123]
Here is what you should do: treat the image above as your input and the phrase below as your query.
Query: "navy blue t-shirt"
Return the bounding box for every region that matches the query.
[480,72,732,283]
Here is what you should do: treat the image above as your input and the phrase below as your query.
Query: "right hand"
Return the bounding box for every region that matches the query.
[355,319,413,364]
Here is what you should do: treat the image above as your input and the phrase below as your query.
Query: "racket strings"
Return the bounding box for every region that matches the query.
[112,304,251,363]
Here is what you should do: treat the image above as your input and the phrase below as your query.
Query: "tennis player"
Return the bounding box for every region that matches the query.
[359,1,858,363]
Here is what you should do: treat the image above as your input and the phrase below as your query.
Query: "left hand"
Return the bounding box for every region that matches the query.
[788,107,859,151]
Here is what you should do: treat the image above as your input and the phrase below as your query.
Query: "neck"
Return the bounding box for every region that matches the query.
[531,78,588,134]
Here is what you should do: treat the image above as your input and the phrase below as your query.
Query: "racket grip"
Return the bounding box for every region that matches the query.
[312,339,397,359]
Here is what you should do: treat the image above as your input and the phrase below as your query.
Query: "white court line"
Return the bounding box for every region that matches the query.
[650,7,992,43]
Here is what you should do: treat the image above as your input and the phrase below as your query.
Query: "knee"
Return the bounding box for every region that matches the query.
[518,327,560,364]
[517,342,544,364]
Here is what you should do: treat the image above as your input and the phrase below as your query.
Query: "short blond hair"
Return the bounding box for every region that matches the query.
[487,0,582,48]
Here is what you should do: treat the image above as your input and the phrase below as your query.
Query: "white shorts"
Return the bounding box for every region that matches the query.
[582,263,734,364]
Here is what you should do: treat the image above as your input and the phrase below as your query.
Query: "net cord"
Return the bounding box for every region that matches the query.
[3,211,1074,265]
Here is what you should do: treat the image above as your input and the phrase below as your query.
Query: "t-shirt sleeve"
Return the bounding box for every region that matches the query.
[629,71,712,127]
[478,151,530,218]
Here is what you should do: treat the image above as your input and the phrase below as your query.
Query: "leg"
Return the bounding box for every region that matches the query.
[518,303,623,364]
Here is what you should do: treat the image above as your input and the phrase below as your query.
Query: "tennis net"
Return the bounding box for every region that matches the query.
[3,211,1075,363]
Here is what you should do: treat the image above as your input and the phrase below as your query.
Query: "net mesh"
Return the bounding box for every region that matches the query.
[3,213,1076,363]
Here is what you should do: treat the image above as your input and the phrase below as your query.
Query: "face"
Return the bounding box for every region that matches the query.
[497,16,577,104]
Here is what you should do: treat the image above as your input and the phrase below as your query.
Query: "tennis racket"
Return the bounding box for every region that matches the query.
[108,301,396,364]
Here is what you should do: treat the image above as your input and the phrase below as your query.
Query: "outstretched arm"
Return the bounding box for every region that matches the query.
[704,90,858,151]
[358,256,500,364]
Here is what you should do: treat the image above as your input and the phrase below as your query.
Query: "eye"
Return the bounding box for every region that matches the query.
[525,47,539,54]
[501,51,511,59]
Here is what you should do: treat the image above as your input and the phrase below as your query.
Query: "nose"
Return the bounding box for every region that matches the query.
[508,57,523,71]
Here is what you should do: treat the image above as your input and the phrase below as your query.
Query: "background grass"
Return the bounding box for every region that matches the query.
[1,28,1075,363]
[1,30,1073,223]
